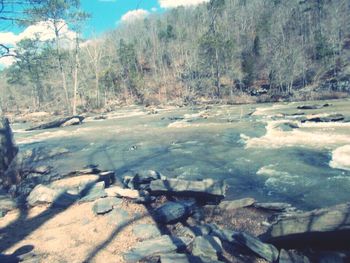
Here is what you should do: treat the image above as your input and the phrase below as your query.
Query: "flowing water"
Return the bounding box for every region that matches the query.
[12,99,350,210]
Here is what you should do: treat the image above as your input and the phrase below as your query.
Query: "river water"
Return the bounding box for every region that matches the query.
[12,99,350,210]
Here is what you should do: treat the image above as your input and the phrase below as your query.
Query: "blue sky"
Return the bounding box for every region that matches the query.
[81,0,160,36]
[0,0,209,67]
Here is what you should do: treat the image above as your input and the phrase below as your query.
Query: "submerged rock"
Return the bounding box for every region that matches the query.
[150,178,226,202]
[265,203,350,248]
[154,201,196,224]
[297,104,330,110]
[124,235,192,262]
[301,113,345,123]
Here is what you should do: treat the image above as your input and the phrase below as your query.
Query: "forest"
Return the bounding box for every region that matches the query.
[0,0,350,114]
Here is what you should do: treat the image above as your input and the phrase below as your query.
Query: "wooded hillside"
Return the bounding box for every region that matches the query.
[1,0,350,113]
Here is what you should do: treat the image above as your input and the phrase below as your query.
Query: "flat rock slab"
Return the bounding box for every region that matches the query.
[233,232,279,262]
[108,209,129,226]
[218,198,256,210]
[254,202,293,212]
[266,203,350,248]
[133,224,161,240]
[79,182,107,202]
[48,175,100,192]
[192,235,223,261]
[92,197,121,215]
[150,178,226,202]
[27,184,77,207]
[105,185,141,199]
[124,235,192,263]
[153,201,195,224]
[161,253,224,263]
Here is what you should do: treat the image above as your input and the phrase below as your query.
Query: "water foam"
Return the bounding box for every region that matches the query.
[329,145,350,171]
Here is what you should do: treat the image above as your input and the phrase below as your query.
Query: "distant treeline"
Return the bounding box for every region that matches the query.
[1,0,350,113]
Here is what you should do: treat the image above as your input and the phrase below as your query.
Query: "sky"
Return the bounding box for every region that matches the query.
[0,0,210,67]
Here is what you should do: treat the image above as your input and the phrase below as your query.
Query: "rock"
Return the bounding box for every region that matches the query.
[27,184,77,207]
[218,198,256,210]
[279,249,310,263]
[123,170,162,189]
[108,208,129,226]
[233,232,279,262]
[150,178,226,202]
[124,235,192,263]
[297,104,329,110]
[0,195,17,212]
[254,202,293,212]
[133,195,155,204]
[31,166,51,174]
[98,171,114,187]
[26,116,84,131]
[105,185,142,199]
[92,197,121,215]
[153,201,196,224]
[192,235,223,261]
[160,253,224,263]
[61,117,82,127]
[265,203,350,249]
[48,174,100,193]
[67,166,101,176]
[178,225,212,238]
[79,181,106,202]
[276,122,299,132]
[301,113,345,123]
[209,224,238,243]
[133,224,161,240]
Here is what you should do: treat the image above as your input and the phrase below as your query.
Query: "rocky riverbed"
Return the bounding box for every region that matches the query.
[1,99,350,262]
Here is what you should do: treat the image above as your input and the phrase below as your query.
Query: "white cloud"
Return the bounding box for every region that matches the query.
[0,20,76,67]
[0,56,16,67]
[120,9,149,23]
[0,20,76,47]
[158,0,209,8]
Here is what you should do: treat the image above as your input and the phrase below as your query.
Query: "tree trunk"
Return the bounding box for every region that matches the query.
[0,117,18,185]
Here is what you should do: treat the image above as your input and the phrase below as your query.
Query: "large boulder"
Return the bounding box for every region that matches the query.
[265,203,350,249]
[26,116,84,131]
[150,178,226,202]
